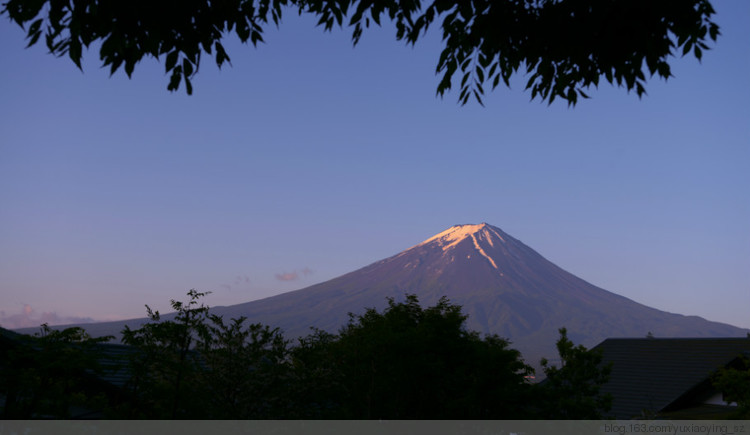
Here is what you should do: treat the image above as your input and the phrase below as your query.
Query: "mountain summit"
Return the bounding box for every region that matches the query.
[55,223,748,364]
[409,223,517,270]
[210,223,746,363]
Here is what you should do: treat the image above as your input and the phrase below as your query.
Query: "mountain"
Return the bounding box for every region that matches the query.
[212,223,746,362]
[23,223,748,365]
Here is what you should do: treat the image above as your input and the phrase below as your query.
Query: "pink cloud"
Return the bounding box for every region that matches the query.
[275,272,299,282]
[275,267,314,282]
[0,305,94,330]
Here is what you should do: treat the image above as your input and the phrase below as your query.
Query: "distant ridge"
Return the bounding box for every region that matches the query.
[21,223,749,365]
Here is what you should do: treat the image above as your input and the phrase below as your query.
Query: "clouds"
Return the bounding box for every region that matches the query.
[275,272,299,282]
[275,267,314,282]
[216,267,314,293]
[0,304,95,330]
[218,275,252,292]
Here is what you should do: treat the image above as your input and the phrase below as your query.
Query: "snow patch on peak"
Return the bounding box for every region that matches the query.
[418,223,489,251]
[471,233,498,269]
[486,226,506,243]
[415,222,507,250]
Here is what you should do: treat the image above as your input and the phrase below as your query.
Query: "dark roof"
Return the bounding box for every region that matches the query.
[0,326,135,390]
[91,342,139,389]
[593,337,750,419]
[0,326,25,343]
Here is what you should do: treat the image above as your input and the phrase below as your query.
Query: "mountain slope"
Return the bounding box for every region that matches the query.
[22,223,748,364]
[211,223,746,361]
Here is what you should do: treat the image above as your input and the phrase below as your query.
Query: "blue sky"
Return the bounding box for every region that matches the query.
[1,2,748,330]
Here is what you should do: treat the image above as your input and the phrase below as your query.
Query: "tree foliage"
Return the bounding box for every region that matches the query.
[118,289,214,418]
[0,324,113,418]
[712,356,750,419]
[2,291,614,419]
[313,294,535,418]
[118,289,294,418]
[536,327,612,418]
[198,314,292,418]
[287,328,344,418]
[1,0,718,105]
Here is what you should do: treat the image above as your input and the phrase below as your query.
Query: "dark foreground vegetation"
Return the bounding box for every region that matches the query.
[4,290,615,419]
[3,1,719,105]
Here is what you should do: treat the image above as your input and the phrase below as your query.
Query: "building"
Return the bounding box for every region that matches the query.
[593,337,750,419]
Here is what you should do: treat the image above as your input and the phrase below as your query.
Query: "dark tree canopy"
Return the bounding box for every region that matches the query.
[1,291,614,419]
[712,356,750,419]
[0,325,113,418]
[2,0,718,105]
[536,327,612,419]
[318,294,535,419]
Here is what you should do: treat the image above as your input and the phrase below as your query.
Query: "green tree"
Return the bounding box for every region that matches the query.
[712,356,750,419]
[198,314,292,418]
[2,0,718,105]
[305,294,534,419]
[0,325,113,418]
[287,328,345,418]
[117,289,296,419]
[535,327,612,419]
[118,289,213,418]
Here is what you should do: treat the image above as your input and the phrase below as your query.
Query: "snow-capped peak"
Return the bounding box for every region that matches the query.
[416,223,504,249]
[419,224,485,248]
[408,223,509,270]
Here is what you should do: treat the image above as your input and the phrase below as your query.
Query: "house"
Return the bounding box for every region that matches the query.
[593,337,750,419]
